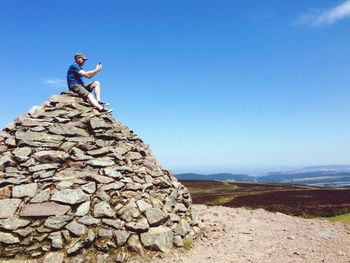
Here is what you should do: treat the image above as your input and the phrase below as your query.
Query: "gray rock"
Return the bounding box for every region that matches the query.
[0,199,21,218]
[75,201,91,216]
[32,170,55,180]
[12,183,38,198]
[28,163,60,173]
[125,217,149,232]
[0,217,31,230]
[173,219,191,237]
[169,213,180,223]
[125,151,142,161]
[127,183,143,191]
[0,232,20,244]
[115,165,133,172]
[20,202,71,217]
[118,201,140,221]
[70,147,92,161]
[174,203,188,213]
[127,235,144,255]
[43,251,65,263]
[93,201,115,217]
[5,137,16,147]
[102,218,124,229]
[56,181,74,190]
[51,188,89,204]
[78,215,101,226]
[173,235,184,247]
[81,182,96,194]
[65,221,87,237]
[165,196,177,208]
[67,241,84,256]
[87,147,113,156]
[140,226,173,253]
[113,230,131,247]
[15,130,64,142]
[31,126,46,132]
[85,228,96,244]
[34,150,69,163]
[89,117,108,130]
[87,174,114,184]
[18,117,52,127]
[136,200,152,212]
[98,228,113,238]
[99,182,124,192]
[44,215,72,230]
[0,178,21,188]
[86,158,114,167]
[49,232,64,249]
[59,141,76,152]
[145,174,153,184]
[145,208,168,226]
[48,124,89,137]
[37,226,52,233]
[104,168,123,179]
[30,189,51,203]
[13,227,34,237]
[0,153,14,171]
[12,147,32,162]
[96,190,111,202]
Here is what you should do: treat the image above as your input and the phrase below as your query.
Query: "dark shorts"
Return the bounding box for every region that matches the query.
[69,82,94,98]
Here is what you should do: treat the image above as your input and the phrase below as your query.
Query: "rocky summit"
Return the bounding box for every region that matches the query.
[0,92,203,261]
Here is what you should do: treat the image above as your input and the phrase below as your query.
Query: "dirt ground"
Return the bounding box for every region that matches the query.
[1,205,350,263]
[150,204,350,263]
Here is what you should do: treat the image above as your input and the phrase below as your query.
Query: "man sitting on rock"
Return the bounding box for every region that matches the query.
[67,53,112,113]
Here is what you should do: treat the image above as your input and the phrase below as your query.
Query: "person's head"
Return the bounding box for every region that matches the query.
[74,52,88,66]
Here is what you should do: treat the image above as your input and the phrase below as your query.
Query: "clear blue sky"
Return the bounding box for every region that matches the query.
[1,0,349,174]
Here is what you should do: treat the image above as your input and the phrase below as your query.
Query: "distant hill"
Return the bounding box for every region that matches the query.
[175,173,255,182]
[175,167,350,188]
[258,171,350,187]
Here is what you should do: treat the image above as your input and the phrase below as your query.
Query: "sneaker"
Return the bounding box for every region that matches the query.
[99,106,113,113]
[98,100,110,106]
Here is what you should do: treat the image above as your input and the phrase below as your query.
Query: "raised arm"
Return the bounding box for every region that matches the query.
[78,63,103,79]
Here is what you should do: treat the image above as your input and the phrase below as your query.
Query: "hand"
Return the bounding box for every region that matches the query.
[96,63,103,71]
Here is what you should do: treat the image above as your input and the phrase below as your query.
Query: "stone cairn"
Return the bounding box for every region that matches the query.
[0,92,202,261]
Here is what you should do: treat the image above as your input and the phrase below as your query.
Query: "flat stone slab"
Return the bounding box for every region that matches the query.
[33,150,69,163]
[28,163,60,173]
[86,158,115,168]
[75,201,91,216]
[0,232,20,244]
[12,183,38,198]
[12,147,32,162]
[0,217,31,230]
[15,130,64,142]
[20,202,71,217]
[0,199,21,218]
[93,201,115,217]
[65,221,87,236]
[51,188,89,205]
[89,117,108,130]
[44,215,73,230]
[30,189,51,203]
[87,174,114,184]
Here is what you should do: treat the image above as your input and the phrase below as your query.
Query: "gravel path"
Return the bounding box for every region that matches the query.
[152,205,350,263]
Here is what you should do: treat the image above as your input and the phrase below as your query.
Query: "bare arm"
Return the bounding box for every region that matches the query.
[78,64,103,79]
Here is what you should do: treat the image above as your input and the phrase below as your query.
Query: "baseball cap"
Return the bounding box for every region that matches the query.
[74,52,88,60]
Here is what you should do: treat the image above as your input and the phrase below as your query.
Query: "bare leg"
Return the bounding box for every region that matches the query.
[86,94,103,111]
[91,81,101,102]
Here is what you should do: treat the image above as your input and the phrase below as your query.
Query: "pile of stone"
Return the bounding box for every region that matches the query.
[0,92,202,260]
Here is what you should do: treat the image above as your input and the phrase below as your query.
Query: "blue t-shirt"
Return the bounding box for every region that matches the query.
[67,64,85,87]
